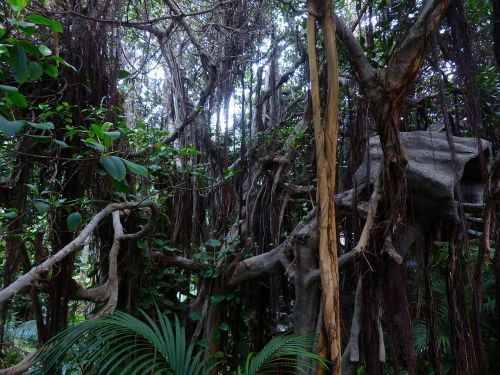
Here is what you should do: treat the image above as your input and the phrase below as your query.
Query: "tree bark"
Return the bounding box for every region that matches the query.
[306,0,342,372]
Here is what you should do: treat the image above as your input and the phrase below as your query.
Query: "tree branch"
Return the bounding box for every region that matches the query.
[333,11,376,85]
[0,202,157,305]
[151,251,203,272]
[385,0,452,95]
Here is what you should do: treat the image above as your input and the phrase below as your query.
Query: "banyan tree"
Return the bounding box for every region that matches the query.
[1,0,499,374]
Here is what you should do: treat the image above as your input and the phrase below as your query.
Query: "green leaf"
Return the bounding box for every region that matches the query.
[188,311,203,321]
[83,139,104,152]
[0,211,18,219]
[50,56,77,71]
[0,115,24,136]
[19,41,37,55]
[53,139,70,148]
[7,91,27,108]
[27,121,54,130]
[210,295,225,305]
[118,70,131,79]
[103,131,120,139]
[66,212,82,231]
[109,177,131,194]
[219,323,230,331]
[7,0,28,12]
[38,45,52,57]
[7,18,34,28]
[34,200,49,214]
[26,15,63,33]
[122,159,148,178]
[9,43,29,84]
[101,155,126,181]
[0,85,18,92]
[29,135,52,143]
[206,239,221,248]
[28,61,43,81]
[42,63,58,78]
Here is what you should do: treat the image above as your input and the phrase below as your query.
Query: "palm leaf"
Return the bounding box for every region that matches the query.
[237,335,328,375]
[34,309,210,375]
[5,320,38,343]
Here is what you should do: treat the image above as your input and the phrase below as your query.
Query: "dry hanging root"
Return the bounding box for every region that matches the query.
[306,0,342,372]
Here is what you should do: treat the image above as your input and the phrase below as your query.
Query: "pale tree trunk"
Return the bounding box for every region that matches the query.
[306,0,342,372]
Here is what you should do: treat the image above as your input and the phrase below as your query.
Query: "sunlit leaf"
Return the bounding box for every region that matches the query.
[26,15,63,33]
[7,0,28,12]
[38,45,52,57]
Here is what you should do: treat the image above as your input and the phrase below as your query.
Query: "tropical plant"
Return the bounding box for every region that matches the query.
[33,308,328,375]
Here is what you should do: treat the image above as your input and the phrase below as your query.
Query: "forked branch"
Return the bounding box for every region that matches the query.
[0,202,157,305]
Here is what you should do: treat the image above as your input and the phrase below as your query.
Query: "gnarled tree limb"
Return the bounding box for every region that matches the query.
[0,202,157,305]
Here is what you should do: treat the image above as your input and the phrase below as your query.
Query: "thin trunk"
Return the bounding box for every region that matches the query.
[307,0,342,372]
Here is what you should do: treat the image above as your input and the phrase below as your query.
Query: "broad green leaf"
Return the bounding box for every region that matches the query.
[0,115,24,136]
[29,135,52,143]
[101,155,126,181]
[42,63,58,78]
[26,15,63,33]
[28,61,43,80]
[27,121,54,130]
[38,45,52,57]
[0,85,18,92]
[7,91,27,108]
[7,0,28,12]
[219,323,230,331]
[103,131,120,139]
[66,212,82,231]
[34,200,49,214]
[9,43,29,84]
[50,56,77,71]
[122,159,148,178]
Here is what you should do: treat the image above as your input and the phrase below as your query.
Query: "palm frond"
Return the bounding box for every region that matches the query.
[238,335,328,375]
[5,320,38,343]
[34,309,210,375]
